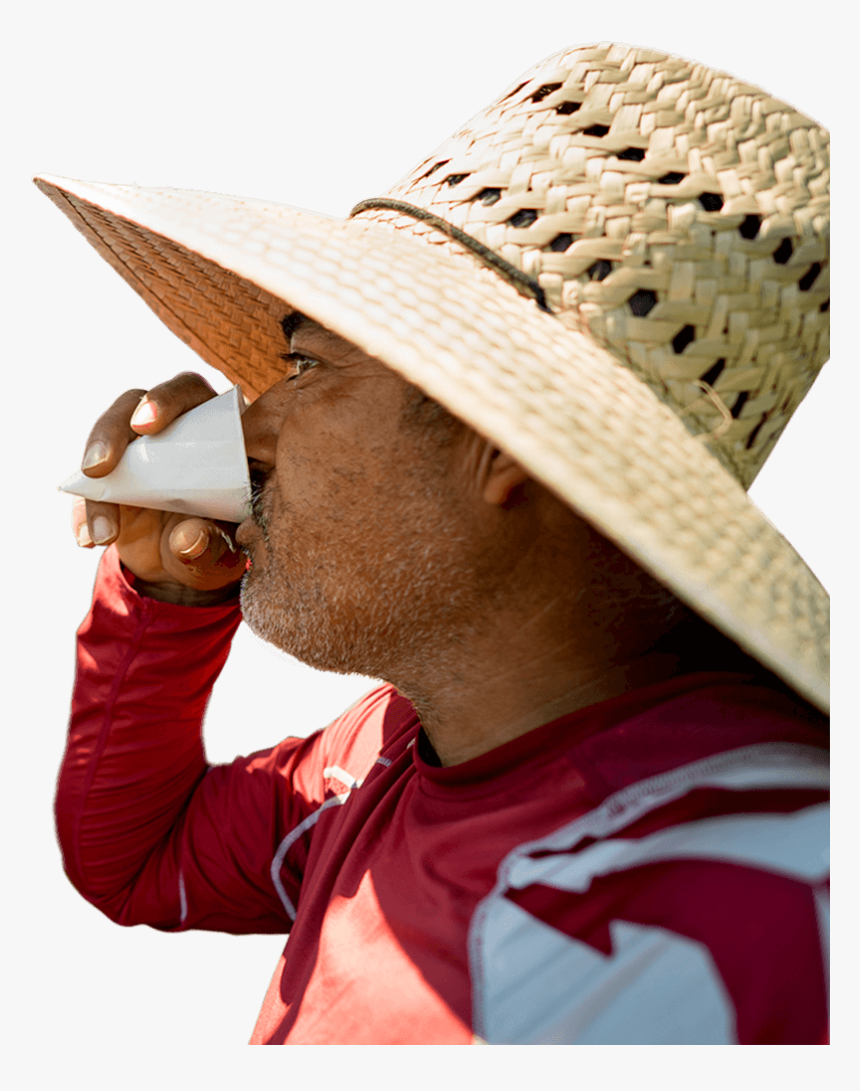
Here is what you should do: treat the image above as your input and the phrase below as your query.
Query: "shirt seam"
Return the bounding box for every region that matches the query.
[73,597,156,889]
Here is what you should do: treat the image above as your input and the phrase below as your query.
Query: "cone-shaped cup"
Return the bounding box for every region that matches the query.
[59,386,252,523]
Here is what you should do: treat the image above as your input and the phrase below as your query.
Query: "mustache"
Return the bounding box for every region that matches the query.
[249,467,270,531]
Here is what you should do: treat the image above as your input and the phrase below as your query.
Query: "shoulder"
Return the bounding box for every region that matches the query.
[572,671,828,799]
[471,739,828,1044]
[314,683,420,790]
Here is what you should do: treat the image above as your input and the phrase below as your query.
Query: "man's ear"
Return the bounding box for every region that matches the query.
[481,445,530,506]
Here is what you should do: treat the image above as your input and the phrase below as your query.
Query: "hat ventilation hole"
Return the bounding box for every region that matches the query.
[508,208,539,228]
[548,233,574,252]
[730,391,750,419]
[700,359,726,387]
[698,192,724,211]
[476,188,502,206]
[582,124,610,137]
[798,263,821,291]
[530,82,562,103]
[617,147,646,161]
[739,214,761,239]
[420,160,450,181]
[555,101,582,115]
[627,289,658,317]
[446,173,470,187]
[819,298,830,312]
[587,259,613,281]
[672,325,696,354]
[772,238,793,264]
[657,171,685,185]
[502,81,529,102]
[745,414,768,450]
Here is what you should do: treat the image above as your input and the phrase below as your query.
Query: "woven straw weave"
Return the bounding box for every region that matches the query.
[34,42,830,711]
[362,43,829,489]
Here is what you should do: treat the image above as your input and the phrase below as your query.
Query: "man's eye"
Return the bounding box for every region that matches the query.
[284,354,319,381]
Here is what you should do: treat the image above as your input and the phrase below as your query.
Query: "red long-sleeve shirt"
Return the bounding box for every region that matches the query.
[57,547,829,1043]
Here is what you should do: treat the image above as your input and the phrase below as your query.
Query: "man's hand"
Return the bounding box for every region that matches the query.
[72,373,246,605]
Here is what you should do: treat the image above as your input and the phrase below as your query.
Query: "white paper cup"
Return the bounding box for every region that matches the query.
[59,386,252,523]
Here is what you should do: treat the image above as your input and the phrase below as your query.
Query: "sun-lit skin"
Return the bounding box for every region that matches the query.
[235,321,490,680]
[77,319,708,765]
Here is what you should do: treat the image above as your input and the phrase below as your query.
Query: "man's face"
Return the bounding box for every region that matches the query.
[236,318,481,679]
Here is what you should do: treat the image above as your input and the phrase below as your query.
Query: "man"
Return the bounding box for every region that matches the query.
[39,43,829,1043]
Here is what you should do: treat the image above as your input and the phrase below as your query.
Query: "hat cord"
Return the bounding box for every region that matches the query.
[350,199,740,473]
[349,198,553,315]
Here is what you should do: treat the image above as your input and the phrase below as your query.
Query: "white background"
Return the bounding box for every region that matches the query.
[4,1,847,1083]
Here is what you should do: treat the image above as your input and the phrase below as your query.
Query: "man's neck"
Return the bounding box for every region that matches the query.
[393,637,685,767]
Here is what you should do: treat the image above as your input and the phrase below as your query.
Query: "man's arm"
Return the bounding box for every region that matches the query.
[57,373,330,934]
[56,546,330,933]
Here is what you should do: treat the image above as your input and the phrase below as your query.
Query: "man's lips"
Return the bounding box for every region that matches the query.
[235,517,260,548]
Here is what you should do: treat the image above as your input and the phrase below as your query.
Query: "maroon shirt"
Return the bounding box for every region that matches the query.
[57,547,829,1043]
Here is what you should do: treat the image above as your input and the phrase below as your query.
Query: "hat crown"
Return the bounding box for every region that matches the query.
[364,43,829,488]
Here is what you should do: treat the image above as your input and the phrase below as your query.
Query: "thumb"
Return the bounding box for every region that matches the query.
[166,518,246,588]
[169,518,217,562]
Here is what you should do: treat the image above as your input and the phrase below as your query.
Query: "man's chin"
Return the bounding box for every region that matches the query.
[238,575,281,645]
[238,577,352,674]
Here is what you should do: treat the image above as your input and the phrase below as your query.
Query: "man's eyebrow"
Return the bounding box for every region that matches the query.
[280,311,310,343]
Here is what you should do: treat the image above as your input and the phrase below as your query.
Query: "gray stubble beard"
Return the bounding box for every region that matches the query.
[239,495,479,689]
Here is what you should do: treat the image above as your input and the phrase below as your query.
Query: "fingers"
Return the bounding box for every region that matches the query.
[129,373,218,436]
[72,502,245,595]
[86,499,121,545]
[81,373,217,479]
[166,518,246,589]
[81,388,146,478]
[72,497,93,548]
[71,375,230,592]
[72,497,121,548]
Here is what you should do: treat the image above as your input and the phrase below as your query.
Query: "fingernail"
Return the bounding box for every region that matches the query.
[91,515,115,544]
[76,523,93,548]
[178,528,208,559]
[82,441,109,471]
[130,399,158,428]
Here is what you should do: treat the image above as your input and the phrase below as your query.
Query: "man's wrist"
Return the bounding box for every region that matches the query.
[132,576,242,607]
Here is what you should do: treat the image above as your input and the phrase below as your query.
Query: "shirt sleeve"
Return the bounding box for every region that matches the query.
[56,546,326,935]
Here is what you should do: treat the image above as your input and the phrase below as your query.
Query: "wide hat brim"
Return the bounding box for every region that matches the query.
[35,174,829,712]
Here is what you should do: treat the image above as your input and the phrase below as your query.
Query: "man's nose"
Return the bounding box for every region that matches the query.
[241,394,280,467]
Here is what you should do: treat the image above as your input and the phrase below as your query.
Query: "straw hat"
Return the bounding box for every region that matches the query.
[35,42,829,711]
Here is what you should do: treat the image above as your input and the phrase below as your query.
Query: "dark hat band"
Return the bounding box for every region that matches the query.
[350,197,552,314]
